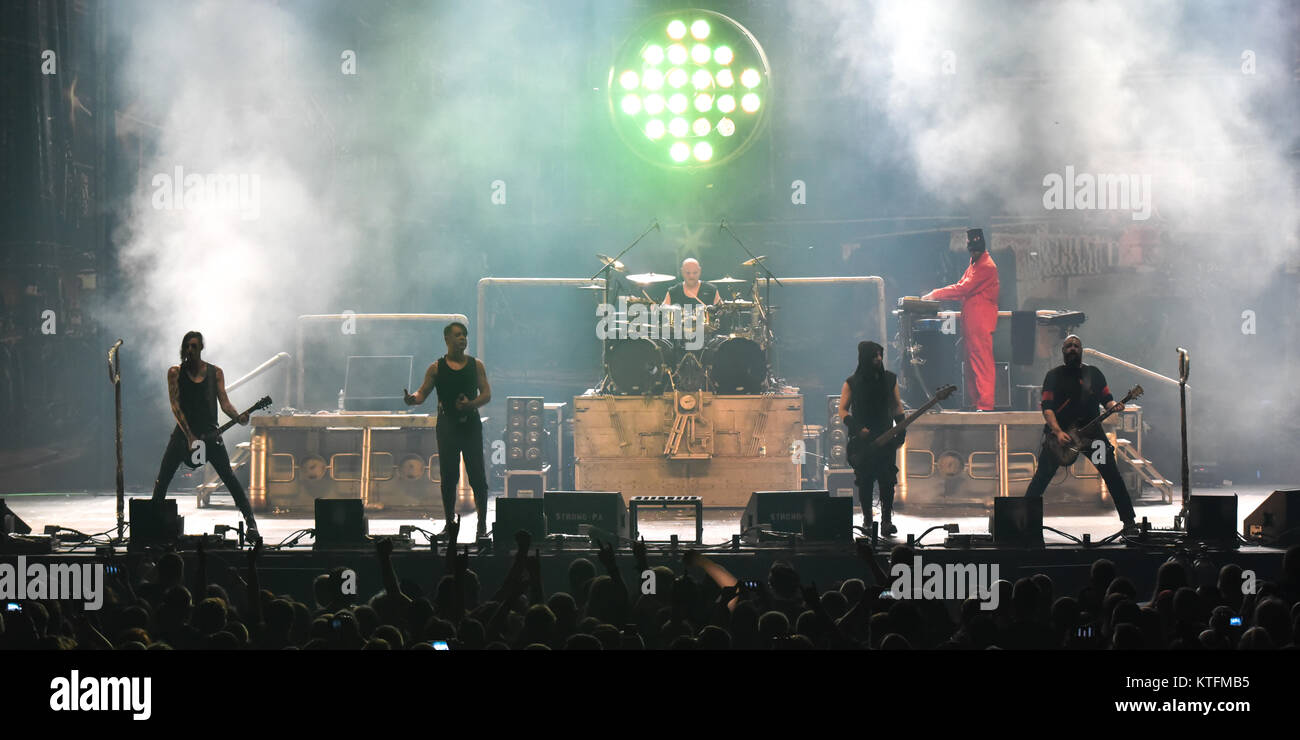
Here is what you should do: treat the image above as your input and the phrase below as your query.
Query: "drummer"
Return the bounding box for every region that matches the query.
[662,258,723,307]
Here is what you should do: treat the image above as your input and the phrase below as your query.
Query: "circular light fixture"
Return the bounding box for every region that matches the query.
[607,9,772,169]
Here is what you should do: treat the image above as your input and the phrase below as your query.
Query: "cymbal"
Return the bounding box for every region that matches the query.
[596,253,626,272]
[576,284,606,291]
[741,256,767,267]
[708,276,746,284]
[627,272,675,284]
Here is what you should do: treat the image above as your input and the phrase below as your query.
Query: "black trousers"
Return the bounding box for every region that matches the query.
[152,427,255,524]
[437,414,489,520]
[853,449,898,523]
[1024,436,1136,522]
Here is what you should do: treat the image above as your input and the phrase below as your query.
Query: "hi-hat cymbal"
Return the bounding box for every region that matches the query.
[708,276,746,284]
[596,253,626,271]
[627,272,675,284]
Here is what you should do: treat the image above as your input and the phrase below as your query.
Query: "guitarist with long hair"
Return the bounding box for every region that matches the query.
[839,341,906,536]
[1024,335,1137,531]
[150,331,261,542]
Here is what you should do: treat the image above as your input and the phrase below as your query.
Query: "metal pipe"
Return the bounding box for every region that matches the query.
[756,276,886,364]
[226,351,291,401]
[295,314,469,408]
[476,278,604,365]
[1083,348,1185,389]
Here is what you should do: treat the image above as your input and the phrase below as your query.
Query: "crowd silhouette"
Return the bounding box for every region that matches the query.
[3,519,1297,651]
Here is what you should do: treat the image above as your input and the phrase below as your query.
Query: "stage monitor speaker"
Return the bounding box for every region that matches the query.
[991,497,1043,547]
[494,497,546,550]
[1187,492,1237,543]
[1244,489,1300,546]
[803,495,853,542]
[314,499,367,548]
[507,397,545,470]
[743,490,828,543]
[962,361,1011,410]
[129,499,181,551]
[0,498,32,535]
[544,491,627,539]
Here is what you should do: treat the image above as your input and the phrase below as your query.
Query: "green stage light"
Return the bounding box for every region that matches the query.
[608,9,771,168]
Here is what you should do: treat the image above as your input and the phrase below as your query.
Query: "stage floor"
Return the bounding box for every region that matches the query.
[3,484,1288,548]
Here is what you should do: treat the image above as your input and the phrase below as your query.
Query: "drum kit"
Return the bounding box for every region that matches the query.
[585,254,778,395]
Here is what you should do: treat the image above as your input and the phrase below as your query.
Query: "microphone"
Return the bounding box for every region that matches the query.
[719,218,726,233]
[652,219,661,232]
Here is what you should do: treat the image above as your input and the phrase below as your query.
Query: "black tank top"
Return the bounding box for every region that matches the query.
[435,355,479,422]
[179,364,218,433]
[667,282,718,305]
[847,370,896,435]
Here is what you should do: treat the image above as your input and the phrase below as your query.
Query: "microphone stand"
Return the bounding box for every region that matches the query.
[720,220,782,388]
[1176,347,1191,527]
[592,220,660,393]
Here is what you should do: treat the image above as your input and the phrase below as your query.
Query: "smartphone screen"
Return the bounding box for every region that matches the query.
[431,640,450,650]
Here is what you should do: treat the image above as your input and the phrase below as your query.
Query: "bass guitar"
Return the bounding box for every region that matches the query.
[183,395,272,468]
[847,384,956,467]
[1043,385,1142,466]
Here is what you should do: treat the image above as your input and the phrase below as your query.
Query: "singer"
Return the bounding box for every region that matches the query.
[404,322,493,539]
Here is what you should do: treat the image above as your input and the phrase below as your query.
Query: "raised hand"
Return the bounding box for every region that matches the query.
[855,539,874,561]
[514,528,531,555]
[376,537,393,558]
[597,539,617,572]
[525,548,541,582]
[633,537,649,570]
[247,537,263,565]
[457,545,471,576]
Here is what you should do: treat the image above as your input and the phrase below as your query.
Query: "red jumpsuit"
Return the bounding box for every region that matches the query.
[929,251,999,410]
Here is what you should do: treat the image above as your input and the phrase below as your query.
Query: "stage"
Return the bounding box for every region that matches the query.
[2,485,1289,608]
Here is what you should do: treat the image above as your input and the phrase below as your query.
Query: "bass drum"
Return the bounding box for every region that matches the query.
[703,336,768,394]
[605,338,674,395]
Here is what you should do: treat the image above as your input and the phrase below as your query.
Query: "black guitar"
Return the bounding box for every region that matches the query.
[847,384,956,467]
[1043,385,1142,465]
[183,395,272,468]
